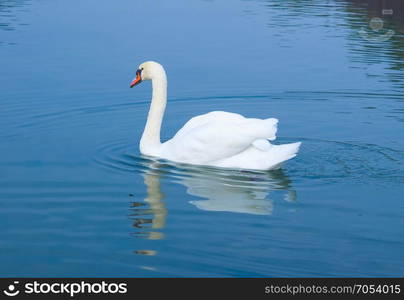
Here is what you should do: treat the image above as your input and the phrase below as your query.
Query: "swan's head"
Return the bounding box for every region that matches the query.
[130,61,165,88]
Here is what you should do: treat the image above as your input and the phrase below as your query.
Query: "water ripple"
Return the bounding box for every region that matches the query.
[93,137,404,187]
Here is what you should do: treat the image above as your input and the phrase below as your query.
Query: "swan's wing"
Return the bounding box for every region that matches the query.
[172,111,245,139]
[161,111,278,164]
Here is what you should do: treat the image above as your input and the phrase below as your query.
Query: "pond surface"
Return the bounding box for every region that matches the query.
[0,0,403,277]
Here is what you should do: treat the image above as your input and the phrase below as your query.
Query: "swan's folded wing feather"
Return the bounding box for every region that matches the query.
[252,139,272,151]
[172,111,245,139]
[161,114,279,164]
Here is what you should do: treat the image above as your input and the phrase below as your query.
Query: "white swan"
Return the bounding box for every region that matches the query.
[130,61,301,170]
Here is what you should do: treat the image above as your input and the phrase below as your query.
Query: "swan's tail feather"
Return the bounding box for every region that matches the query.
[276,141,301,158]
[271,142,302,164]
[210,140,301,171]
[267,142,301,169]
[265,118,278,141]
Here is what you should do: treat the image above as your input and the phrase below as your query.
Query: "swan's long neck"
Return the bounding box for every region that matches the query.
[140,69,167,156]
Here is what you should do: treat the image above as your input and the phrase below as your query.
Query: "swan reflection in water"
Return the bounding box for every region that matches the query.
[180,167,296,215]
[130,158,296,232]
[130,157,297,263]
[130,170,167,241]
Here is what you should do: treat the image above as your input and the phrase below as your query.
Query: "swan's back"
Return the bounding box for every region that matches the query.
[160,111,285,168]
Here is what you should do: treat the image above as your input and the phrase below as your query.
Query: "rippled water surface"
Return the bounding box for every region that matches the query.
[1,0,403,277]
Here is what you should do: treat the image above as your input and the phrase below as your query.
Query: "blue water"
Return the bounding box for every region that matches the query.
[0,0,403,277]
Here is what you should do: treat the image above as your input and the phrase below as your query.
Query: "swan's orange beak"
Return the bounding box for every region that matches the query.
[130,69,142,88]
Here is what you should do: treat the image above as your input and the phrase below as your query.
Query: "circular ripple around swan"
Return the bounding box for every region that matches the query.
[93,138,404,187]
[92,139,299,197]
[284,137,404,185]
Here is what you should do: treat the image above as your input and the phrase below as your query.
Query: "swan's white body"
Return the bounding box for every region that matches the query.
[132,61,301,171]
